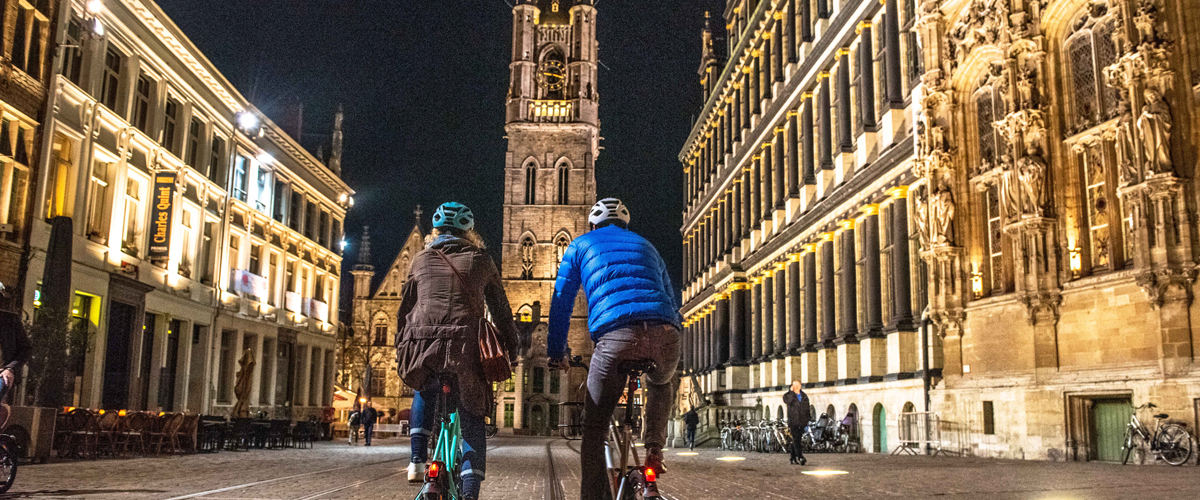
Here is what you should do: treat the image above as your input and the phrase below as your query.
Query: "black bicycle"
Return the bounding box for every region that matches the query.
[0,374,18,493]
[565,352,661,500]
[1122,403,1192,466]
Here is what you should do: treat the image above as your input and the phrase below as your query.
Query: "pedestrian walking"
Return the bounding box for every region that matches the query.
[361,401,378,446]
[783,380,810,465]
[684,408,699,450]
[395,202,520,500]
[0,283,30,398]
[348,402,362,445]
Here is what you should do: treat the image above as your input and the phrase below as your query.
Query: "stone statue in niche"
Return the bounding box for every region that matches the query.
[1000,156,1021,220]
[915,185,931,249]
[931,173,956,245]
[1018,147,1048,217]
[1016,67,1038,110]
[1137,87,1172,175]
[1114,107,1139,185]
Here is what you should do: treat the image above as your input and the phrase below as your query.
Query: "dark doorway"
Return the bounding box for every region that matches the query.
[139,313,156,410]
[275,340,293,410]
[159,319,182,412]
[102,301,137,409]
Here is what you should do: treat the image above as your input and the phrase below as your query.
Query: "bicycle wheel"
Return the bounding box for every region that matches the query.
[1156,424,1193,466]
[0,438,17,494]
[1121,428,1135,465]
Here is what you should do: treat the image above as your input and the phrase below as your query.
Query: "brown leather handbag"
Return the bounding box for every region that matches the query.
[433,250,513,383]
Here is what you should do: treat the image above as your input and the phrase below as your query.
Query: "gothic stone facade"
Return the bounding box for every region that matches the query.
[680,0,1200,462]
[498,0,599,434]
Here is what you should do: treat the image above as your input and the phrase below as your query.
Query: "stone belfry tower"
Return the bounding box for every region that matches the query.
[499,0,599,427]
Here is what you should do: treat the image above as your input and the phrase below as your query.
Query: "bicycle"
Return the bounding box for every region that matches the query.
[1122,403,1192,466]
[0,374,17,493]
[415,375,464,500]
[566,353,662,500]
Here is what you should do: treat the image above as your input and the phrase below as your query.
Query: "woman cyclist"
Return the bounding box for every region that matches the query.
[395,202,519,500]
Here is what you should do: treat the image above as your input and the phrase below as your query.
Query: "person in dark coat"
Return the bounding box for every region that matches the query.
[0,285,30,398]
[395,203,519,499]
[361,401,378,446]
[783,380,810,465]
[684,408,700,450]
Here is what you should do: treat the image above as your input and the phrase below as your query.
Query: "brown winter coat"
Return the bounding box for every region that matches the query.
[394,236,519,416]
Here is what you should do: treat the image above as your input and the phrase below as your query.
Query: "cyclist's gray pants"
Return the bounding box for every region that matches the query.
[580,323,680,500]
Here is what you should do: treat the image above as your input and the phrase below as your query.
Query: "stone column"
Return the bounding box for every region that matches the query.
[804,248,819,349]
[761,40,773,100]
[741,167,753,239]
[751,53,762,115]
[836,50,854,152]
[716,295,730,366]
[817,76,833,172]
[857,22,878,131]
[682,323,691,372]
[513,361,525,429]
[860,206,884,337]
[821,235,837,345]
[710,306,720,369]
[785,0,798,63]
[787,256,803,352]
[838,222,858,341]
[883,0,903,109]
[762,273,775,359]
[733,180,744,244]
[728,283,750,391]
[801,93,816,189]
[888,190,915,332]
[761,144,773,227]
[774,264,787,357]
[773,127,785,210]
[787,110,800,197]
[733,81,743,142]
[752,278,763,360]
[772,20,784,83]
[751,156,763,229]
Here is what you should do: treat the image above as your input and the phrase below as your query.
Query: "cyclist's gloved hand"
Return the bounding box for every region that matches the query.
[549,347,571,371]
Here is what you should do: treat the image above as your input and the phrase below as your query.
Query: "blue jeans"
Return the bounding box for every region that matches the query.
[363,423,374,445]
[410,375,487,497]
[580,324,680,500]
[687,426,696,448]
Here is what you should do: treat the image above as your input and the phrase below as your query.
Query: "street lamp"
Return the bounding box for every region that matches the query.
[236,110,263,137]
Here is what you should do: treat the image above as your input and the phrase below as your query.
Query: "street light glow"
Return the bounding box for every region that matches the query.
[676,452,698,456]
[236,111,260,133]
[801,470,849,476]
[715,456,745,461]
[86,0,103,14]
[91,18,105,37]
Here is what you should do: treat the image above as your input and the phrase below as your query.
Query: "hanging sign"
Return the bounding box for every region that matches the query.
[147,172,178,264]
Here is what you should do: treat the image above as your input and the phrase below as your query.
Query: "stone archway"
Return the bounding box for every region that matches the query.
[873,403,887,454]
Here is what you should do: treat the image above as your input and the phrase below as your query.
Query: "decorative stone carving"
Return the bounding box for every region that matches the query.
[1017,147,1047,217]
[930,173,956,245]
[915,185,930,249]
[1136,87,1172,175]
[948,0,1009,65]
[1112,108,1139,185]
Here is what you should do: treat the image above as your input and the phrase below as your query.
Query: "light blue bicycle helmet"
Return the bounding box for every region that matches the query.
[432,202,475,231]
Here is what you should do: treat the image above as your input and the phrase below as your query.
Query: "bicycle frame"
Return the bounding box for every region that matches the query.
[417,379,463,500]
[608,374,643,500]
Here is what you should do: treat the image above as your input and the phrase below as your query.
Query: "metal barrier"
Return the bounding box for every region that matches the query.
[893,411,944,456]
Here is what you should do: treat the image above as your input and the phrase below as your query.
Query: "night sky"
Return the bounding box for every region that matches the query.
[156,0,725,301]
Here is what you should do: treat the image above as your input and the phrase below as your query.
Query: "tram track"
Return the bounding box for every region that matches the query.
[544,440,566,500]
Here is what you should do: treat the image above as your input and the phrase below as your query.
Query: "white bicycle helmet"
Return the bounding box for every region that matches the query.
[589,198,631,226]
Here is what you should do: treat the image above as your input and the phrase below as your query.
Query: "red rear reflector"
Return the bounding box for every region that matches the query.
[644,466,657,482]
[428,462,441,478]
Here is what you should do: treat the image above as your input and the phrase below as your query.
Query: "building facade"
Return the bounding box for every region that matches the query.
[680,0,1200,462]
[345,220,423,419]
[495,0,599,434]
[27,0,351,418]
[0,0,58,296]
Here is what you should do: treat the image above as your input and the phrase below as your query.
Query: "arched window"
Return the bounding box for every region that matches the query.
[525,164,537,205]
[554,233,571,277]
[520,236,536,279]
[373,319,388,346]
[970,75,1011,296]
[557,165,569,205]
[1062,6,1127,273]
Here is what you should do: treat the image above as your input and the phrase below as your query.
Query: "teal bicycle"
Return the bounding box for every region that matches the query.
[416,375,464,500]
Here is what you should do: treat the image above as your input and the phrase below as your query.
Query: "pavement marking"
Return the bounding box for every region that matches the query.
[544,440,566,500]
[163,458,407,500]
[291,470,405,500]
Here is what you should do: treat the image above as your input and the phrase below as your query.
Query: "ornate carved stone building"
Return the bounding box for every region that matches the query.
[497,0,598,434]
[679,0,1200,462]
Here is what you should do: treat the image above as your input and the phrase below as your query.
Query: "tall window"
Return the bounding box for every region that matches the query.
[254,164,271,214]
[11,7,43,78]
[289,192,304,231]
[63,17,84,85]
[208,136,226,182]
[983,185,1004,293]
[901,0,922,90]
[0,121,31,243]
[520,236,535,279]
[199,220,216,285]
[973,83,1006,174]
[46,134,76,218]
[557,165,569,204]
[267,253,278,305]
[99,47,124,112]
[231,155,249,201]
[186,119,203,166]
[373,321,388,346]
[370,368,386,398]
[1065,12,1119,134]
[273,179,288,223]
[85,159,110,241]
[163,99,181,154]
[122,177,144,256]
[179,210,194,278]
[554,234,570,277]
[532,367,545,394]
[132,74,154,134]
[524,164,537,205]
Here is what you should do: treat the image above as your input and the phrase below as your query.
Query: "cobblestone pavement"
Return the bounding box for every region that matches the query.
[7,436,1200,499]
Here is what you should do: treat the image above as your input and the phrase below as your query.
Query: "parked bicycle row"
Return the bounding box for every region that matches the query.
[717,411,859,454]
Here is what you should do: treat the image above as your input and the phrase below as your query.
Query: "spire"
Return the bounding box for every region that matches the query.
[355,225,372,271]
[414,205,424,229]
[699,11,719,75]
[329,104,344,176]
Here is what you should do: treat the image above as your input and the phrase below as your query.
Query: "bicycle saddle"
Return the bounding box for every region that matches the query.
[616,360,657,376]
[1154,413,1170,420]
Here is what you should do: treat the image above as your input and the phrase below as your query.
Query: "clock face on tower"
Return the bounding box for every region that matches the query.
[539,60,566,92]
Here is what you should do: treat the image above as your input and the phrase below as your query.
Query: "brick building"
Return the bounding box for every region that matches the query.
[679,0,1200,462]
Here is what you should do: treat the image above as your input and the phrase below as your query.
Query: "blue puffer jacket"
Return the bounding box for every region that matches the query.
[547,225,681,359]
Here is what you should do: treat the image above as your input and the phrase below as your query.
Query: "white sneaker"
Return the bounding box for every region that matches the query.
[407,462,424,483]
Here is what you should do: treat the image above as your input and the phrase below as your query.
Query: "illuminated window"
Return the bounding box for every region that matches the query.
[122,177,144,256]
[554,234,570,277]
[46,134,76,218]
[85,159,111,241]
[232,155,249,201]
[373,321,388,346]
[520,236,535,279]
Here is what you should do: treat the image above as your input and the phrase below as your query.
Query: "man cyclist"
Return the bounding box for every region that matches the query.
[547,198,681,500]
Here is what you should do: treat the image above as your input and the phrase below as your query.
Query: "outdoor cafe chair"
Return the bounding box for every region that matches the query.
[117,412,149,456]
[96,411,120,456]
[66,409,100,459]
[177,415,199,453]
